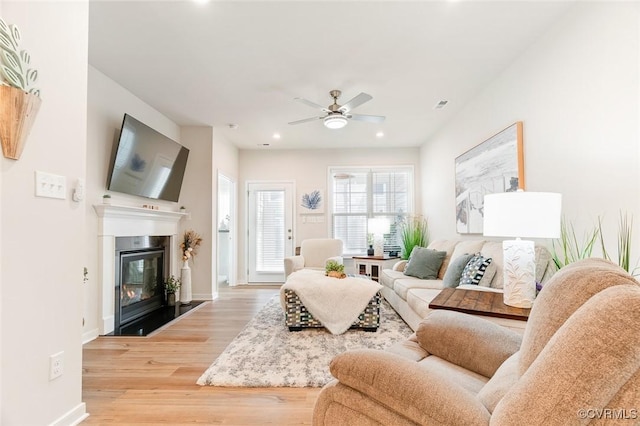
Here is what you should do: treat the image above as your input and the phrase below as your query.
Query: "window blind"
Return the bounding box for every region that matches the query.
[330,167,413,255]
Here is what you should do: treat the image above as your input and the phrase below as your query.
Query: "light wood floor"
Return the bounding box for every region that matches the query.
[82,286,321,425]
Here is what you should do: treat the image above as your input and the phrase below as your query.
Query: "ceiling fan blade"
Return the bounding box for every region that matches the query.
[348,113,385,123]
[294,97,330,112]
[288,116,322,125]
[339,92,372,112]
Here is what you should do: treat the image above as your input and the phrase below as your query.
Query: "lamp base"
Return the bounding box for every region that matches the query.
[373,235,384,257]
[502,239,536,308]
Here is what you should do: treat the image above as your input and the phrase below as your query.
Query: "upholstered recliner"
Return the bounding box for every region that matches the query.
[284,238,344,279]
[313,258,640,425]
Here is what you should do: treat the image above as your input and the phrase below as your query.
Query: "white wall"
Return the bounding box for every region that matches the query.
[179,127,213,300]
[1,2,88,425]
[421,2,639,261]
[238,147,420,283]
[86,66,182,340]
[213,129,239,289]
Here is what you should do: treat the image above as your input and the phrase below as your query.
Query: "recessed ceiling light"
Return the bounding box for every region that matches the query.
[193,0,209,4]
[376,131,384,138]
[273,133,281,140]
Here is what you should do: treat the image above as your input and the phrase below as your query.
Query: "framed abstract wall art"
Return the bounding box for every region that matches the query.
[455,121,524,234]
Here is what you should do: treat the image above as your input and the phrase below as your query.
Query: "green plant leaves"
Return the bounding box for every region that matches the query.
[400,216,429,260]
[0,17,39,95]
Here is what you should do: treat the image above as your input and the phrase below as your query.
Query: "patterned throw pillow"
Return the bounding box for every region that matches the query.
[460,253,493,285]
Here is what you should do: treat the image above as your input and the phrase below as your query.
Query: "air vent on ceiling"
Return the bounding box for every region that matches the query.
[433,100,448,110]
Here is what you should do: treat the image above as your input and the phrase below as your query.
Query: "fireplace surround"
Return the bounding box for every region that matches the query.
[95,205,184,335]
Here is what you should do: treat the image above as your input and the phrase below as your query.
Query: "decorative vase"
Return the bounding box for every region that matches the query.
[180,260,192,305]
[167,292,176,307]
[0,85,42,160]
[367,245,374,256]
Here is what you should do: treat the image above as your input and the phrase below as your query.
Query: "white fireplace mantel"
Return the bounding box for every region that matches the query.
[94,204,185,335]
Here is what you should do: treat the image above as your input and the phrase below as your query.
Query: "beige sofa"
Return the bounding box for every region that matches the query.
[380,239,555,330]
[313,258,640,425]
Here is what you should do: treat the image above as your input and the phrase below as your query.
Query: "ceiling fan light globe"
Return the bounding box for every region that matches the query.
[324,115,348,129]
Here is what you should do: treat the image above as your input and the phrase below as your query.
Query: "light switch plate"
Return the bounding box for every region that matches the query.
[35,171,66,199]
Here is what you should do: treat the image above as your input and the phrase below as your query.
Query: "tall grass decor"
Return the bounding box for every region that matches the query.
[551,218,599,269]
[400,216,429,260]
[599,212,634,273]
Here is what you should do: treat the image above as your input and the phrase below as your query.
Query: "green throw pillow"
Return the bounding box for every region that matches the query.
[404,247,447,280]
[442,253,475,288]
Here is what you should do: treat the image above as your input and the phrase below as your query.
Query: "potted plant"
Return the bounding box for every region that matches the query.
[325,260,346,279]
[165,275,181,306]
[399,216,429,260]
[0,18,41,160]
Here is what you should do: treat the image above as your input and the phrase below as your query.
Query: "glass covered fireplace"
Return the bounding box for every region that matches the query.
[115,236,170,329]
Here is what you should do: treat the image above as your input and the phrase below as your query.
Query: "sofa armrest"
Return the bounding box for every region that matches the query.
[328,349,490,426]
[392,260,408,272]
[284,255,305,278]
[416,310,522,378]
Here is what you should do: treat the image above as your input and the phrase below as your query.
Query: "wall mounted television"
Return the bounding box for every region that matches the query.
[107,114,189,202]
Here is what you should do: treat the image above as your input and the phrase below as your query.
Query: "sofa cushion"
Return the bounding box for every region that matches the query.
[480,242,505,289]
[450,240,485,264]
[460,253,492,285]
[406,288,442,319]
[427,240,460,279]
[379,269,405,290]
[442,253,474,288]
[394,278,443,300]
[478,261,497,287]
[404,247,447,280]
[478,352,520,413]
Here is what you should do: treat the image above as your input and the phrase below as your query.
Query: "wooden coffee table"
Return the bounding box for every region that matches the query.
[429,288,530,321]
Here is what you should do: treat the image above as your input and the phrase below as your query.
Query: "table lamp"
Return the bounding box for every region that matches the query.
[483,191,562,308]
[368,217,390,257]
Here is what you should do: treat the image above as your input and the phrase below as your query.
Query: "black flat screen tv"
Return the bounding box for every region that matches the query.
[107,114,189,202]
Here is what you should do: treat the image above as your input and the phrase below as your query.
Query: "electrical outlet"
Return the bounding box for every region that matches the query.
[49,351,64,380]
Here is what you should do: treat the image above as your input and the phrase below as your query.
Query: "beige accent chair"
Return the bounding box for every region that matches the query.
[284,238,344,279]
[313,258,640,425]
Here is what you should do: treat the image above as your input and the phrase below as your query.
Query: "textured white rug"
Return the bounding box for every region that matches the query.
[197,295,412,387]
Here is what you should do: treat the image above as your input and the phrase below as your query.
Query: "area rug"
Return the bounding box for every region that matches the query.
[197,295,412,387]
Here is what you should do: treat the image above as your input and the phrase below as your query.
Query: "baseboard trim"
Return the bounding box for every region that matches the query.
[192,293,214,301]
[82,328,100,344]
[48,402,88,426]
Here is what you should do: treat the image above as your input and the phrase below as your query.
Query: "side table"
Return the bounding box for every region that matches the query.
[352,255,400,282]
[429,288,530,332]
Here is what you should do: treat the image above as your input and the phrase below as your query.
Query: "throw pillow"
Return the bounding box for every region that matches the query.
[442,253,475,288]
[478,261,498,287]
[460,253,493,285]
[404,247,447,280]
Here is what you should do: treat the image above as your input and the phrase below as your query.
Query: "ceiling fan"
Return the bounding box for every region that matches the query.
[288,90,385,129]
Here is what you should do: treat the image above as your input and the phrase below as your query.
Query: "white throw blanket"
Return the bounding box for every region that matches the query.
[281,269,382,335]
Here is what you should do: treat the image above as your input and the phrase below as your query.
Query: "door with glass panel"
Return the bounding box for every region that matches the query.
[247,182,294,283]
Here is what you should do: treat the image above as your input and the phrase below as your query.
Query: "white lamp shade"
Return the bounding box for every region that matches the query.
[483,192,562,238]
[368,217,390,235]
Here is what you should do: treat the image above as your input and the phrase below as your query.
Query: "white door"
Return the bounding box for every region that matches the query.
[247,182,294,283]
[217,173,236,287]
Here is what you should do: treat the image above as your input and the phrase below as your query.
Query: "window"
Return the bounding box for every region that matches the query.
[330,166,414,255]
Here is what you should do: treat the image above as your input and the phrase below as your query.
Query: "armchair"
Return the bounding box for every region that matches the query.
[284,238,344,279]
[313,258,640,425]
